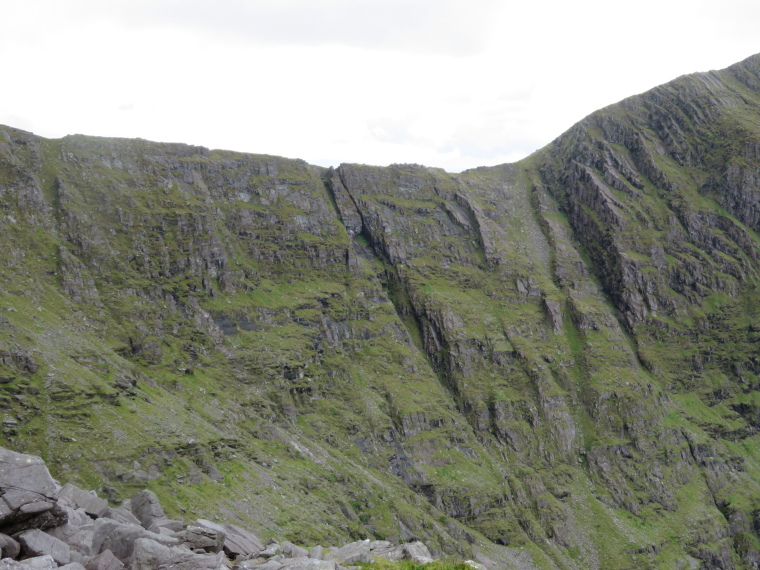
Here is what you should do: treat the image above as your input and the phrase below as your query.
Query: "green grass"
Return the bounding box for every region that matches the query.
[3,64,760,568]
[359,562,474,570]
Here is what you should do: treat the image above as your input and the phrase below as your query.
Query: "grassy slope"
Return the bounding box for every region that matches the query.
[0,53,759,569]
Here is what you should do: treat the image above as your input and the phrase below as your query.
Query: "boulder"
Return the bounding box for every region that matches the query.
[17,529,70,565]
[131,538,225,570]
[307,546,322,560]
[0,555,57,570]
[58,486,109,519]
[0,533,20,559]
[101,509,140,528]
[401,541,433,564]
[146,519,184,534]
[155,528,176,538]
[45,523,94,557]
[177,526,225,554]
[258,544,280,558]
[84,549,124,570]
[59,508,92,529]
[91,519,178,564]
[128,491,183,535]
[280,542,308,558]
[322,540,370,565]
[366,540,432,564]
[0,507,68,538]
[128,492,164,529]
[258,558,335,569]
[0,449,64,534]
[195,520,262,559]
[59,564,87,570]
[368,543,405,562]
[236,560,281,570]
[278,558,335,569]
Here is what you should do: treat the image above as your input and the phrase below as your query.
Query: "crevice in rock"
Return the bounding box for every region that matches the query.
[332,168,466,412]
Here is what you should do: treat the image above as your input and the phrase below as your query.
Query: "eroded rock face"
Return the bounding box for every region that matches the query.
[0,54,759,570]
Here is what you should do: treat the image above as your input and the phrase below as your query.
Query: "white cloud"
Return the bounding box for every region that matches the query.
[0,0,758,172]
[39,0,505,55]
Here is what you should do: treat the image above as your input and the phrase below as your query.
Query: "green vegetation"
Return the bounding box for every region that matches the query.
[0,53,760,568]
[358,562,474,570]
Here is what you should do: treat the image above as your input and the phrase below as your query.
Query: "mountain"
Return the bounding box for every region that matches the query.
[0,53,759,568]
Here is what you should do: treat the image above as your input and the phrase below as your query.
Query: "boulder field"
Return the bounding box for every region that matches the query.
[0,447,440,570]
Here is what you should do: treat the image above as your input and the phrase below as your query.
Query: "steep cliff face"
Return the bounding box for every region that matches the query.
[0,53,759,568]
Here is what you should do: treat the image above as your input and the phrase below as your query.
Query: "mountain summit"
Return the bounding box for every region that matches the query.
[0,53,759,568]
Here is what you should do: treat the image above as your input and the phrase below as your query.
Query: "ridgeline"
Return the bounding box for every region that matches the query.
[1,53,760,568]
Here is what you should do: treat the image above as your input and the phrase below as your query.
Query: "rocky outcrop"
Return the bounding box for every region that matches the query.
[0,447,440,570]
[0,54,760,570]
[0,449,66,535]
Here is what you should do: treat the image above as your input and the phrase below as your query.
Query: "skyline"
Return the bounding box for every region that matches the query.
[2,0,759,172]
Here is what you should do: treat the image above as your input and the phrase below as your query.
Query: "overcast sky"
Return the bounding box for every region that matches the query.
[2,1,759,172]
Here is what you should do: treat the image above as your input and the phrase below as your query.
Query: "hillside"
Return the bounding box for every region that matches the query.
[0,53,759,568]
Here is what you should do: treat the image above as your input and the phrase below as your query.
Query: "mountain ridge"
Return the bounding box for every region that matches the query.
[0,52,759,569]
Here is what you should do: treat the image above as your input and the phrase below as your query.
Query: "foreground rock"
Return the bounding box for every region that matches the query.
[0,449,66,535]
[0,447,440,569]
[194,521,261,559]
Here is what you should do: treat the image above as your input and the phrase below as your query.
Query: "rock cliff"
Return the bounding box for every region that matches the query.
[0,53,759,568]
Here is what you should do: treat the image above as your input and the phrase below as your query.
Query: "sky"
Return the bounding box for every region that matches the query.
[1,1,759,172]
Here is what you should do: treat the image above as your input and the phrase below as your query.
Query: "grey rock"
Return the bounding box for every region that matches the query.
[543,297,563,334]
[59,563,87,570]
[0,555,57,570]
[368,544,404,562]
[307,546,322,560]
[280,542,308,558]
[45,523,94,556]
[0,507,67,537]
[280,556,337,570]
[276,558,335,569]
[322,541,370,565]
[60,508,92,528]
[259,544,280,558]
[91,519,179,564]
[0,449,61,534]
[129,492,164,529]
[68,550,90,566]
[0,533,20,559]
[147,519,184,534]
[130,538,225,570]
[17,529,70,565]
[155,528,176,537]
[195,520,262,559]
[401,542,433,564]
[84,549,124,570]
[59,485,109,519]
[369,541,433,564]
[178,526,225,554]
[102,509,140,528]
[240,561,281,570]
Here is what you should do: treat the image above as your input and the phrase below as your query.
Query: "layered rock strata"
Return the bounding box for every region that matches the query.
[0,53,759,568]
